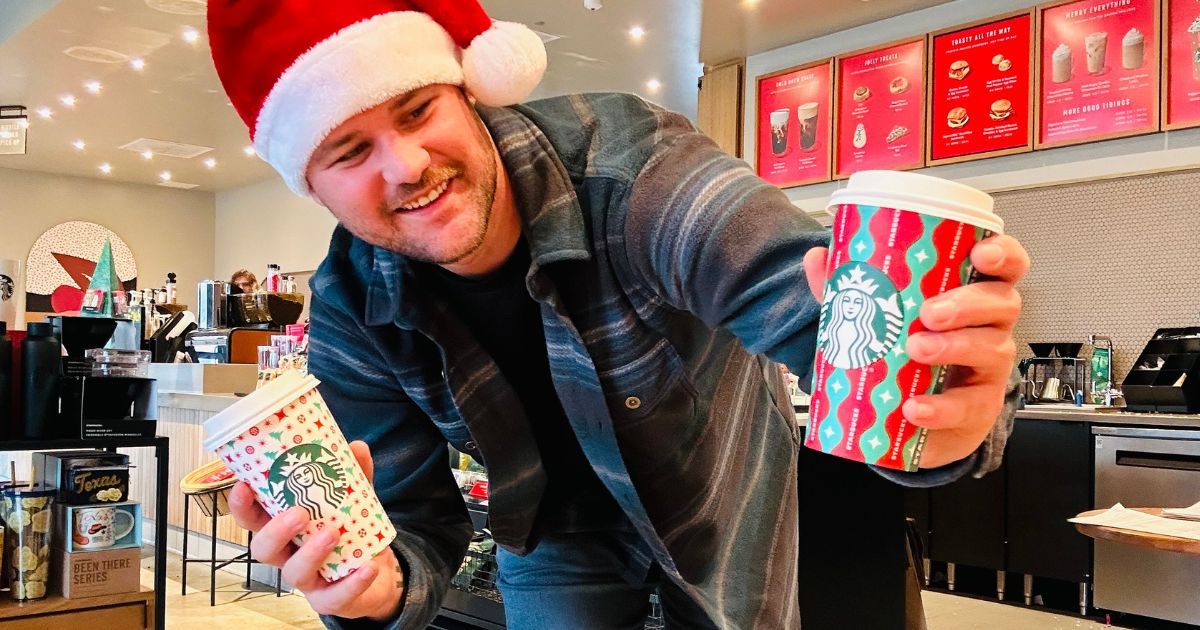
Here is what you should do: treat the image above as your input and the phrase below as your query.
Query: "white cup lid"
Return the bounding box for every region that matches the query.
[827,170,1003,234]
[203,371,321,452]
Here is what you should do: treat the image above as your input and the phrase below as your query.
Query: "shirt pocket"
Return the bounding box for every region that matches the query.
[596,336,695,422]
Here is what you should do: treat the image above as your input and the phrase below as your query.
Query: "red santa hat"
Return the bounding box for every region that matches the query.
[207,0,547,196]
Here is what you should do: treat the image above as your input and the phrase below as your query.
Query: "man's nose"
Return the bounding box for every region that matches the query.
[380,135,430,186]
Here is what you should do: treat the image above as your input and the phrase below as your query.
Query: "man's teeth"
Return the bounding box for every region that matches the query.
[400,179,450,211]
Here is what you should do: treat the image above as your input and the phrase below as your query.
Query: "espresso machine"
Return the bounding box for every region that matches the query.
[184,280,303,364]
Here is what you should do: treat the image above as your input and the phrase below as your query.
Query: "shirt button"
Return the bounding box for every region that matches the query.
[464,441,477,450]
[624,396,642,410]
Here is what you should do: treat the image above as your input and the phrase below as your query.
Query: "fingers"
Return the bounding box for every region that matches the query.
[283,529,338,593]
[919,282,1022,332]
[906,326,1016,380]
[249,506,308,568]
[228,482,271,534]
[970,235,1030,284]
[308,564,380,617]
[803,247,828,302]
[903,383,1003,468]
[350,440,374,484]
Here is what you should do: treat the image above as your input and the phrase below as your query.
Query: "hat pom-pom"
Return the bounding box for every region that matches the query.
[462,21,547,107]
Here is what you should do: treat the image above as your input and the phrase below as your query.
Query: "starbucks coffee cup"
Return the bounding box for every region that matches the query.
[204,371,396,581]
[807,170,1003,471]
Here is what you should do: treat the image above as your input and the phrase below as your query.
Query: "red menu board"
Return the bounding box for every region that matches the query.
[835,39,927,178]
[1164,0,1200,129]
[755,60,834,187]
[1037,0,1161,148]
[928,13,1035,165]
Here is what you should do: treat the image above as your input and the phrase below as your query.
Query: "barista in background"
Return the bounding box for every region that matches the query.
[230,269,258,295]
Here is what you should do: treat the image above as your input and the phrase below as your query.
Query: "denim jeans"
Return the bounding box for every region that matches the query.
[496,528,717,629]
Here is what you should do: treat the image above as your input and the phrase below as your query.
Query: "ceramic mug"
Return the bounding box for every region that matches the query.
[73,506,134,550]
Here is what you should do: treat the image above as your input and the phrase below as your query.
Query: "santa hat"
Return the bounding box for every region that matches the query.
[207,0,547,196]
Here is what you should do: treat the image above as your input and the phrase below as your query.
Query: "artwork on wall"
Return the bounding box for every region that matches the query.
[25,221,138,317]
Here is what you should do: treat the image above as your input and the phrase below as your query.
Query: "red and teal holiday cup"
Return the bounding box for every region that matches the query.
[203,371,396,581]
[807,170,1004,472]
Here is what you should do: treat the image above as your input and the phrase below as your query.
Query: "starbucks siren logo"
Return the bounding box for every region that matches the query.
[818,263,904,370]
[269,443,348,520]
[0,274,12,302]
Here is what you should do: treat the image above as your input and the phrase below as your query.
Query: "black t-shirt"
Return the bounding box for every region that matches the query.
[418,241,623,532]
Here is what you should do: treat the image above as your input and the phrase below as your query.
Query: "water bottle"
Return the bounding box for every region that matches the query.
[644,592,665,630]
[0,321,11,436]
[21,322,61,439]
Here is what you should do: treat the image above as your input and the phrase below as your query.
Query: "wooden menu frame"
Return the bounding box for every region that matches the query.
[1161,0,1200,130]
[925,10,1037,166]
[754,58,835,188]
[1034,0,1163,149]
[833,36,928,180]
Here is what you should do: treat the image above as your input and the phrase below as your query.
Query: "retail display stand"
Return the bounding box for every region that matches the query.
[0,436,168,630]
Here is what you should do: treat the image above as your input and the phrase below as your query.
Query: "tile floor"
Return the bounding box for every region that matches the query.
[148,553,1145,629]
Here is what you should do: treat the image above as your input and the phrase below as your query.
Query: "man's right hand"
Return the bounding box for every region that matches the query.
[229,440,405,621]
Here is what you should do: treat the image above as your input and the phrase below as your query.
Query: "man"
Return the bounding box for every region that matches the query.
[229,269,258,294]
[208,1,1028,628]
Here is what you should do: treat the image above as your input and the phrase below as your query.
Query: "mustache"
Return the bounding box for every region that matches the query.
[387,166,462,207]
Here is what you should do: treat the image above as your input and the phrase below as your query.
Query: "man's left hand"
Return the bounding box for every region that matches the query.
[804,234,1030,469]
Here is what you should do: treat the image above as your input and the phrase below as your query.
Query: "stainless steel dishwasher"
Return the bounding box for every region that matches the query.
[1093,426,1200,625]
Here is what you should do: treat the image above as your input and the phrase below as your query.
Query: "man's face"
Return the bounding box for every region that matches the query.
[306,85,498,265]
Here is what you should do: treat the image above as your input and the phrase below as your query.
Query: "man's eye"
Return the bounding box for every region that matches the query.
[409,102,430,119]
[334,143,367,164]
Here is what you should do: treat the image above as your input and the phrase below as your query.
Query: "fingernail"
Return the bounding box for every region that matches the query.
[976,243,1005,267]
[924,301,954,326]
[911,334,944,357]
[906,400,934,420]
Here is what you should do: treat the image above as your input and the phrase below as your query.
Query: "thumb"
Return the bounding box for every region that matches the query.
[803,247,828,302]
[349,440,374,484]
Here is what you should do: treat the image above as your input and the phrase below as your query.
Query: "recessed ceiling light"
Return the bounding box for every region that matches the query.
[203,157,217,169]
[242,145,256,157]
[141,149,154,160]
[99,163,112,174]
[36,107,52,119]
[60,94,77,107]
[159,170,172,181]
[742,0,761,6]
[72,139,86,151]
[130,57,146,71]
[646,79,662,92]
[84,80,102,94]
[182,27,200,44]
[628,26,646,40]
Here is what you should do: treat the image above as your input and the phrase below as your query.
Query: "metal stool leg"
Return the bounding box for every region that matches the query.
[276,567,283,597]
[947,562,957,592]
[182,494,190,596]
[1079,582,1088,616]
[1024,574,1033,606]
[922,558,931,587]
[245,529,253,589]
[996,570,1006,601]
[210,493,219,607]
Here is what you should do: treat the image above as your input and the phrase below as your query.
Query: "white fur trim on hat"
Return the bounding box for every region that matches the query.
[462,21,547,107]
[255,12,465,196]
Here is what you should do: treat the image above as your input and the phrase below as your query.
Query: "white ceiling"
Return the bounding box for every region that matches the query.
[0,0,949,193]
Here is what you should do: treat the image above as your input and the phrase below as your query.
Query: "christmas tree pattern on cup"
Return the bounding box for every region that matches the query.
[216,387,396,581]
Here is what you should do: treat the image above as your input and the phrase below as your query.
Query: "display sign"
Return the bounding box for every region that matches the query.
[928,12,1035,164]
[755,60,834,188]
[1037,0,1161,148]
[835,39,927,178]
[1163,0,1200,129]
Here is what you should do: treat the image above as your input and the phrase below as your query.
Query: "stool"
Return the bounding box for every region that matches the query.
[181,487,284,606]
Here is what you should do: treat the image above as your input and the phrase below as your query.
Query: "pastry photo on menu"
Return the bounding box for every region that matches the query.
[948,59,970,80]
[989,99,1013,121]
[853,86,872,102]
[853,123,868,148]
[886,125,909,143]
[889,76,909,94]
[946,107,969,129]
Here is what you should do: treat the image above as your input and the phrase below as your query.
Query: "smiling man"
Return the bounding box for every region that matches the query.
[208,2,1028,629]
